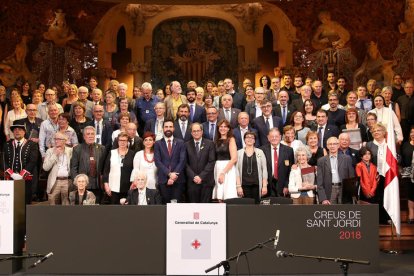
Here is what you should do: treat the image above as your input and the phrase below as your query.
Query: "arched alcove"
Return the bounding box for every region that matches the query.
[256,25,279,85]
[111,27,132,85]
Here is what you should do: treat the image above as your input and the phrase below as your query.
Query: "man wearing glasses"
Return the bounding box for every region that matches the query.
[252,99,283,146]
[37,88,63,120]
[317,137,355,204]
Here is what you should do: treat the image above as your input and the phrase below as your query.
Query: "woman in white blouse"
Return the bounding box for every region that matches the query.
[5,95,27,140]
[368,95,403,144]
[131,132,157,189]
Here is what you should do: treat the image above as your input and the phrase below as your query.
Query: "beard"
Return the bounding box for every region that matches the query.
[164,130,173,138]
[179,115,188,121]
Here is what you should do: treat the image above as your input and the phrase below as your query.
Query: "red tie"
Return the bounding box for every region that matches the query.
[273,147,278,179]
[167,139,172,156]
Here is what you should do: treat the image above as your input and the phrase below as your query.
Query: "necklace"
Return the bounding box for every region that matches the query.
[245,151,253,175]
[144,150,154,163]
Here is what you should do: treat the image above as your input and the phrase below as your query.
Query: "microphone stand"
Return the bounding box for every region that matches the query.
[278,251,370,276]
[205,237,275,275]
[0,253,45,263]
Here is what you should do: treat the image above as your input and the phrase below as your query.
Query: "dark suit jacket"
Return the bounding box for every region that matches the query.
[260,143,294,195]
[202,121,217,141]
[185,139,216,186]
[4,140,38,176]
[14,117,43,139]
[339,148,360,168]
[273,104,294,126]
[125,188,162,205]
[173,120,192,142]
[316,154,355,202]
[189,104,207,123]
[253,116,283,146]
[319,124,340,149]
[218,108,240,129]
[233,126,260,150]
[244,101,260,124]
[229,91,246,111]
[154,138,186,184]
[85,119,113,150]
[70,143,107,190]
[112,136,143,154]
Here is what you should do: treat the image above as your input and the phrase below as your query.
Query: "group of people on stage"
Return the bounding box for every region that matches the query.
[0,73,413,224]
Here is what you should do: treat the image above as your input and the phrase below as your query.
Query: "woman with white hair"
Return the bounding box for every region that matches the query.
[121,171,162,205]
[69,174,96,205]
[288,146,317,204]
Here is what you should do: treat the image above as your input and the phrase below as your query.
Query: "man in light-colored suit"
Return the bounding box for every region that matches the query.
[218,94,240,129]
[164,81,188,121]
[317,137,355,204]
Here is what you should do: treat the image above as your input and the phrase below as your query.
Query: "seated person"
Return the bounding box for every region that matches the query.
[121,171,162,205]
[69,174,96,205]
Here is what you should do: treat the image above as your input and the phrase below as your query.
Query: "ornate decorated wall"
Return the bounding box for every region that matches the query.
[0,0,411,92]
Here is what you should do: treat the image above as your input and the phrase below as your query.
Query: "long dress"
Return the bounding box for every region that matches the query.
[212,139,237,200]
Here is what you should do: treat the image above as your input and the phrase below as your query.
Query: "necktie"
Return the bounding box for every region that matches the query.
[96,122,101,144]
[195,141,200,155]
[282,106,286,125]
[318,126,323,148]
[360,100,365,111]
[190,105,194,121]
[167,139,172,156]
[273,147,278,179]
[89,145,97,178]
[181,122,186,138]
[157,120,163,134]
[16,141,21,150]
[210,123,215,140]
[225,109,230,121]
[241,128,247,146]
[266,117,270,131]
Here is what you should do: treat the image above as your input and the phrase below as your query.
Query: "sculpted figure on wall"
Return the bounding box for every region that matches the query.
[224,3,264,34]
[353,41,396,86]
[312,11,350,50]
[43,9,76,47]
[399,0,414,34]
[0,36,33,86]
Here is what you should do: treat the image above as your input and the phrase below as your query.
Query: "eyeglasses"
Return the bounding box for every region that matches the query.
[94,110,104,113]
[26,109,37,111]
[192,129,202,133]
[54,138,66,141]
[207,112,217,115]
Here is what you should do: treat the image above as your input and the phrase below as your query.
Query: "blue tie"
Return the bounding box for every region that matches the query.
[190,104,194,121]
[210,123,215,140]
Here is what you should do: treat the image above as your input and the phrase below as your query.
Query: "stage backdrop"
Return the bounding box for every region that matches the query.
[26,205,379,274]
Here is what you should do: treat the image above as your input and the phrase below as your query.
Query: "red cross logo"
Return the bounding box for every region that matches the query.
[191,239,201,249]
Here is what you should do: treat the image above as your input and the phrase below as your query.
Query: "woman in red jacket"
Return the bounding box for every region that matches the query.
[355,147,378,204]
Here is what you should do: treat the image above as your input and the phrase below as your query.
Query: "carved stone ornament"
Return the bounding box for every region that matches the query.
[399,0,414,34]
[223,3,265,34]
[43,9,76,47]
[124,4,172,36]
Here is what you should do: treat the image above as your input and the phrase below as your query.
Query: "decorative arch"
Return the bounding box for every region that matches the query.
[93,3,296,90]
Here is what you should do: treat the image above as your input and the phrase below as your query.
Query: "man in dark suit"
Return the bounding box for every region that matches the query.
[291,85,316,112]
[233,112,259,150]
[85,104,113,152]
[316,109,339,149]
[338,133,360,167]
[317,137,355,204]
[112,122,143,153]
[124,171,162,205]
[173,104,192,142]
[185,122,216,203]
[154,120,187,203]
[186,88,206,123]
[244,87,266,124]
[70,126,107,203]
[253,99,283,146]
[273,90,294,126]
[202,106,218,141]
[218,94,241,129]
[144,102,166,141]
[260,128,294,197]
[224,78,246,110]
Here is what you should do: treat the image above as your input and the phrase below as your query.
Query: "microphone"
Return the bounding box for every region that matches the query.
[276,250,289,258]
[273,229,280,249]
[29,252,54,268]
